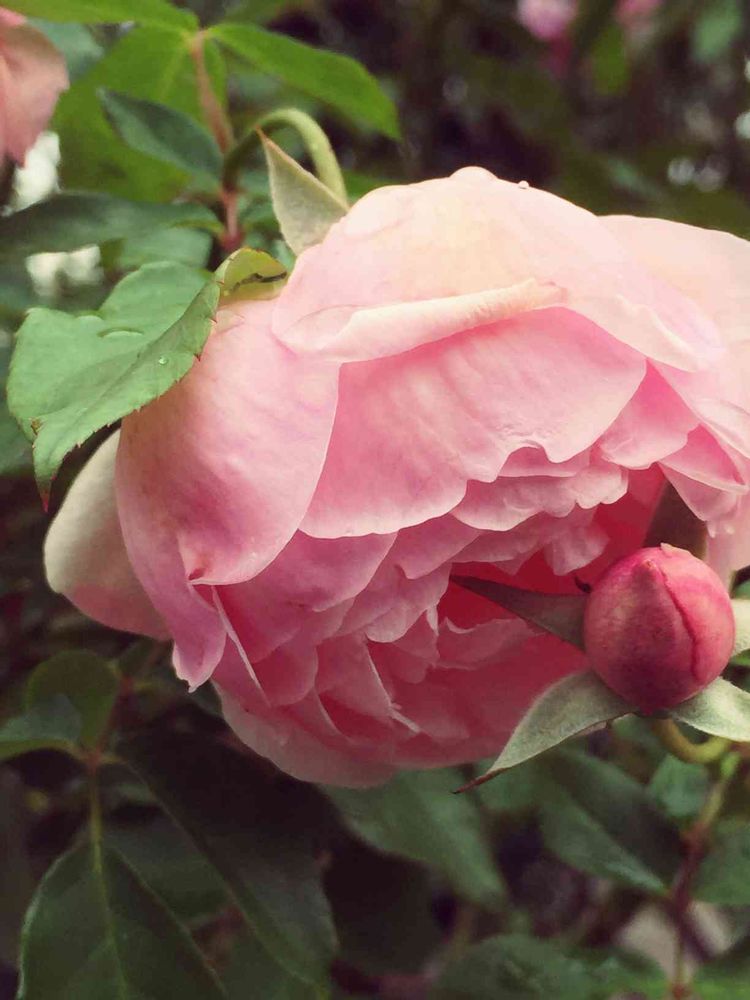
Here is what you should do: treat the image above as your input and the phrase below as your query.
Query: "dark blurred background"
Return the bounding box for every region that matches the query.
[220,0,750,231]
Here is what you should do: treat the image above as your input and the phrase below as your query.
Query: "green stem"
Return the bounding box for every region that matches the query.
[649,718,730,765]
[223,107,347,201]
[190,31,234,153]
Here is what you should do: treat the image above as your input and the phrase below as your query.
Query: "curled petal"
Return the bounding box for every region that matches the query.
[303,308,645,538]
[44,433,167,640]
[277,169,721,371]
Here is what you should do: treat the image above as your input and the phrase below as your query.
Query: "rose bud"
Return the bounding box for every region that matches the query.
[46,169,750,785]
[583,545,735,712]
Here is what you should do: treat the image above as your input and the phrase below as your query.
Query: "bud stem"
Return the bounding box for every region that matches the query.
[649,718,730,764]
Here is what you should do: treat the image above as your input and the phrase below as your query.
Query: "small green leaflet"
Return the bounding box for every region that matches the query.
[0,696,81,763]
[9,250,287,495]
[210,21,400,138]
[459,672,630,791]
[98,89,222,185]
[8,263,215,496]
[261,134,348,255]
[670,677,750,741]
[218,247,289,302]
[452,575,587,649]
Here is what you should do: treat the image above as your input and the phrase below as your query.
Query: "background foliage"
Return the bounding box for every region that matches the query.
[2,1,750,998]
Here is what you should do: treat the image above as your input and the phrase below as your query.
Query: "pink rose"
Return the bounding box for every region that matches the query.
[46,168,750,785]
[584,545,734,711]
[0,7,68,165]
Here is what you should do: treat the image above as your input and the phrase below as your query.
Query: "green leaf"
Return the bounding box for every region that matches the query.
[105,814,227,924]
[114,228,212,270]
[692,0,742,65]
[452,576,587,649]
[0,773,36,967]
[465,672,630,789]
[694,931,750,999]
[0,343,30,476]
[325,768,506,910]
[8,0,196,27]
[99,90,222,184]
[17,840,226,1000]
[0,697,81,762]
[223,927,316,1000]
[261,134,348,255]
[694,823,750,905]
[119,732,337,988]
[648,755,710,822]
[539,751,681,894]
[25,651,118,750]
[325,841,441,976]
[211,21,399,138]
[8,262,218,492]
[32,21,103,82]
[432,934,666,1000]
[54,26,225,202]
[671,678,750,741]
[0,192,219,260]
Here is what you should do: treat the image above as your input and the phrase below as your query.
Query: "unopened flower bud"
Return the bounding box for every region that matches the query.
[583,544,734,712]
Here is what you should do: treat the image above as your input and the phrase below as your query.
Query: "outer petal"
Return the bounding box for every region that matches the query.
[1,24,68,164]
[117,300,339,587]
[44,433,167,639]
[302,307,645,538]
[604,215,750,345]
[276,168,721,371]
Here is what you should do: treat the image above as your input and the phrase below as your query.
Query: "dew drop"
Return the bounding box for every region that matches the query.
[518,180,530,190]
[157,356,167,365]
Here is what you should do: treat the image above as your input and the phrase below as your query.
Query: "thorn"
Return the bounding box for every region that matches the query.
[453,770,501,794]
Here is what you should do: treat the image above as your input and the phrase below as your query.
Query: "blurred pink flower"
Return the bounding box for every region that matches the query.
[47,168,750,785]
[0,7,68,164]
[584,545,734,711]
[517,0,576,42]
[518,0,662,42]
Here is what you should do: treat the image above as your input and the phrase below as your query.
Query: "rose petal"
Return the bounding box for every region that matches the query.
[302,307,645,538]
[44,432,167,639]
[117,300,339,587]
[598,365,697,468]
[276,169,721,371]
[604,215,750,346]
